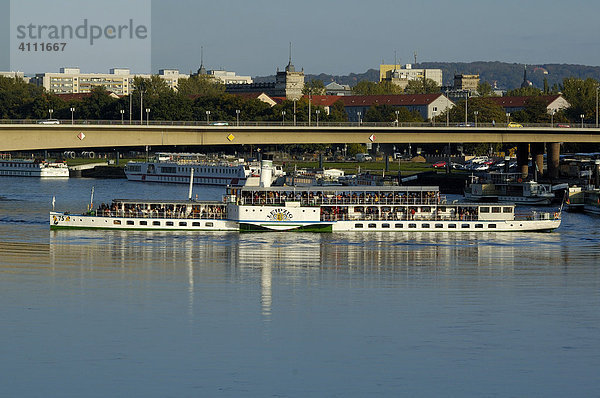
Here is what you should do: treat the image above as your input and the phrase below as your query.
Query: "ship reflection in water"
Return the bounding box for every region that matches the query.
[44,229,574,321]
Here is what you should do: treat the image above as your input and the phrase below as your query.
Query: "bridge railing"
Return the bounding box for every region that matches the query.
[1,119,598,129]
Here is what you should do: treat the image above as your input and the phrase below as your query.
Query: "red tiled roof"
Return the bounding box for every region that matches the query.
[231,92,273,100]
[487,95,562,108]
[338,94,445,107]
[304,95,344,107]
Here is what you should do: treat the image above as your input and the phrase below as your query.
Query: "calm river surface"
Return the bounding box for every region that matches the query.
[1,177,599,397]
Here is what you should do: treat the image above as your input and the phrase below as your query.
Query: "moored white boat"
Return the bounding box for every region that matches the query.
[124,153,284,187]
[464,172,554,205]
[0,157,69,178]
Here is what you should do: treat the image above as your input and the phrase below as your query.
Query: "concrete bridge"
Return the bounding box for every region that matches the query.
[1,122,599,151]
[2,122,599,179]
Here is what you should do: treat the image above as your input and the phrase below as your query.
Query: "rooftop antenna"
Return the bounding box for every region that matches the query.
[394,50,398,71]
[413,51,417,66]
[289,41,292,65]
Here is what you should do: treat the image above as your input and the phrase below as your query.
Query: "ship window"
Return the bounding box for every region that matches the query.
[153,221,160,226]
[206,222,214,227]
[408,223,416,228]
[395,223,403,228]
[140,221,147,225]
[435,223,443,228]
[166,221,174,226]
[492,207,501,213]
[382,223,390,228]
[448,224,457,228]
[503,207,513,213]
[192,222,200,226]
[422,223,430,228]
[127,220,134,225]
[368,223,376,228]
[113,220,121,225]
[355,223,363,228]
[461,224,470,228]
[480,207,490,213]
[179,222,187,226]
[488,224,497,228]
[475,224,483,228]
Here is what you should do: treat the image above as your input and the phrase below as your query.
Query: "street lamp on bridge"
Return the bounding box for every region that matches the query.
[206,110,211,125]
[473,111,478,128]
[145,108,150,126]
[120,109,124,125]
[281,110,286,125]
[70,107,75,124]
[395,110,399,127]
[357,111,362,126]
[506,112,510,125]
[315,109,320,127]
[551,110,555,127]
[236,109,240,126]
[581,114,585,128]
[48,109,53,120]
[293,99,297,126]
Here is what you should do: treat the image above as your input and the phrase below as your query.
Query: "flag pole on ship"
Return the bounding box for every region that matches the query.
[188,168,195,200]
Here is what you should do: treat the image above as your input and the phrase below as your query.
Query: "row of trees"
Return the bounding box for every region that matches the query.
[0,75,348,123]
[2,74,599,125]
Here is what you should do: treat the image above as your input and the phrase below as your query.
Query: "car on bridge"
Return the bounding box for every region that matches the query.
[508,122,523,128]
[38,119,60,125]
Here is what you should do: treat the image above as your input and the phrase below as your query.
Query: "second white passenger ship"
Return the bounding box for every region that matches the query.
[124,153,284,187]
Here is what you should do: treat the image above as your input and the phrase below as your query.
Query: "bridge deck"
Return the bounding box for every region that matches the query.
[1,124,599,151]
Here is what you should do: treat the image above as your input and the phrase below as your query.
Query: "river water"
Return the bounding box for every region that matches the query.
[1,177,599,397]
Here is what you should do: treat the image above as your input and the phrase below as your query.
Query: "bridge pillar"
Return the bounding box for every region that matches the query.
[547,142,561,180]
[530,142,545,178]
[517,143,529,178]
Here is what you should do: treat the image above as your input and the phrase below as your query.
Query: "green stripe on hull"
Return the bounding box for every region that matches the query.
[50,225,236,231]
[239,223,332,232]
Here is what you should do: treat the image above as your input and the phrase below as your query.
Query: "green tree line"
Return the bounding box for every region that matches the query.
[0,75,348,123]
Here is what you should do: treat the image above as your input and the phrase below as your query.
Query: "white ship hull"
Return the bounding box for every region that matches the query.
[0,160,69,178]
[50,212,238,231]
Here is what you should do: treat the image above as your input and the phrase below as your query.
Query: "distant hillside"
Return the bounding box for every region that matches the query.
[255,62,600,91]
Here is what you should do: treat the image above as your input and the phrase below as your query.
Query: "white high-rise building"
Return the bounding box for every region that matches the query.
[32,68,191,95]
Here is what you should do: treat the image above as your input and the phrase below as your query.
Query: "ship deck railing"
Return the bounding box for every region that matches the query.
[237,197,445,206]
[88,210,227,220]
[514,211,560,221]
[320,214,482,222]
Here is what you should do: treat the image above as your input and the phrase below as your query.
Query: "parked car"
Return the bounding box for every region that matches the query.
[432,161,447,168]
[451,162,465,170]
[508,122,523,128]
[557,124,571,128]
[38,119,60,125]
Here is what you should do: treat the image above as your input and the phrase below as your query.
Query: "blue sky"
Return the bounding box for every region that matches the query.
[3,0,600,76]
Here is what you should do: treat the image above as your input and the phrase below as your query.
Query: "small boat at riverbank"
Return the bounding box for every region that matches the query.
[464,172,554,205]
[567,186,600,215]
[50,186,561,232]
